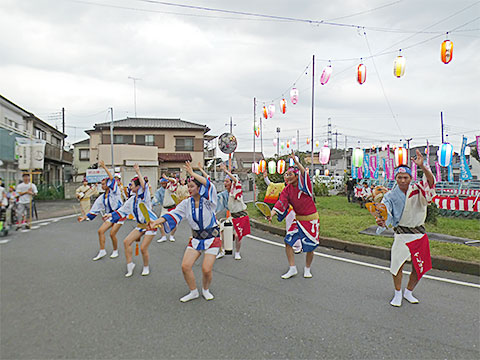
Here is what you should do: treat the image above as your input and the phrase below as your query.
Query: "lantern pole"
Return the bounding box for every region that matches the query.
[253,97,256,201]
[276,127,280,158]
[297,130,300,155]
[260,117,263,156]
[311,54,315,178]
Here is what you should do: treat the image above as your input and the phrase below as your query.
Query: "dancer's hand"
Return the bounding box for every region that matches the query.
[185,161,194,176]
[99,160,105,168]
[411,149,424,167]
[102,213,112,221]
[220,163,227,172]
[133,163,140,174]
[77,215,86,222]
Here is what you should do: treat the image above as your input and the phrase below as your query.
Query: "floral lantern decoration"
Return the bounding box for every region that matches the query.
[393,55,406,78]
[357,63,366,85]
[268,104,275,118]
[394,147,408,166]
[277,159,286,174]
[290,88,299,105]
[280,142,285,150]
[306,138,311,145]
[273,138,277,147]
[251,162,259,174]
[254,123,260,138]
[441,40,453,64]
[268,160,276,174]
[320,65,332,85]
[263,106,268,119]
[280,99,287,114]
[286,140,290,149]
[258,160,266,173]
[319,144,330,165]
[352,148,364,167]
[325,169,330,176]
[315,169,320,176]
[291,137,296,146]
[439,142,453,167]
[315,140,320,148]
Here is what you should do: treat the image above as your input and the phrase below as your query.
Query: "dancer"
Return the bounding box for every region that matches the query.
[153,178,168,241]
[267,153,320,279]
[217,163,250,260]
[263,170,301,254]
[75,178,96,216]
[105,164,158,277]
[158,174,178,242]
[78,160,124,260]
[376,150,435,307]
[149,161,220,302]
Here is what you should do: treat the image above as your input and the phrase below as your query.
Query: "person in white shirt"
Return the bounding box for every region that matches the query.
[15,174,38,230]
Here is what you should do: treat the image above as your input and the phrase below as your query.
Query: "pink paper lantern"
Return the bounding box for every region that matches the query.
[268,104,275,118]
[277,159,286,174]
[251,162,259,174]
[291,137,296,146]
[280,99,287,114]
[319,145,330,165]
[290,88,299,105]
[320,65,332,85]
[273,139,277,147]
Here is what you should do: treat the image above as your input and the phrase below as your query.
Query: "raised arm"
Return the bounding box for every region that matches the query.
[99,160,113,180]
[290,152,305,176]
[197,161,209,179]
[220,162,237,184]
[413,150,434,187]
[185,161,207,186]
[133,163,145,189]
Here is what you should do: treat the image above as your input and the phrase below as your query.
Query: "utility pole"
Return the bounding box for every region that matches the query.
[253,97,256,201]
[311,54,315,178]
[225,117,236,171]
[260,117,263,156]
[276,127,281,157]
[332,130,340,150]
[297,129,300,154]
[405,137,412,158]
[61,107,65,185]
[327,118,332,148]
[440,111,444,143]
[110,107,114,170]
[128,76,141,118]
[344,135,347,173]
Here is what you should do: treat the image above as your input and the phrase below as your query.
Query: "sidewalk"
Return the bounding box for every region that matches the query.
[34,199,78,220]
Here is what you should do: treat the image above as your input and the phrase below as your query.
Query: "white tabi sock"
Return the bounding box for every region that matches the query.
[390,289,403,307]
[202,288,214,300]
[180,289,199,303]
[93,249,107,261]
[404,289,419,304]
[141,266,150,276]
[281,266,298,279]
[125,262,135,277]
[304,266,313,278]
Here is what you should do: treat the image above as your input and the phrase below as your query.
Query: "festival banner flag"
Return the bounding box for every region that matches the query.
[389,158,395,180]
[477,136,480,156]
[435,161,441,182]
[460,136,473,180]
[424,140,430,166]
[374,148,379,179]
[411,161,417,181]
[369,155,377,179]
[447,162,453,182]
[363,152,370,179]
[382,158,387,179]
[352,166,357,179]
[358,166,363,179]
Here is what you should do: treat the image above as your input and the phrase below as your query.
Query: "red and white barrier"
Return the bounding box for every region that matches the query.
[433,196,480,212]
[439,188,480,197]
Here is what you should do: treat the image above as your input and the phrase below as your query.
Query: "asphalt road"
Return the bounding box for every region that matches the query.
[1,214,479,359]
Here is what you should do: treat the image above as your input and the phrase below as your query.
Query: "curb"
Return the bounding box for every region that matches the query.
[250,219,480,277]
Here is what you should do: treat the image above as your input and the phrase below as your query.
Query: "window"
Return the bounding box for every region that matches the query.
[136,134,155,146]
[79,149,90,161]
[113,135,134,144]
[34,127,46,140]
[52,136,62,147]
[175,137,194,151]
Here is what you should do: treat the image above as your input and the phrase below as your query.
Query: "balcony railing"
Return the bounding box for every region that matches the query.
[45,143,73,164]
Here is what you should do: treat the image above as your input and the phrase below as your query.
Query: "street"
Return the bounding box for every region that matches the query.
[1,214,479,359]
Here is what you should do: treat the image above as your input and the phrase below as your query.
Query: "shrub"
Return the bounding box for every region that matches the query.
[426,202,439,225]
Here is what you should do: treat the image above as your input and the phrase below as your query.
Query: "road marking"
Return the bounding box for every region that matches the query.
[32,214,77,224]
[0,239,10,244]
[39,223,51,226]
[246,234,480,289]
[30,226,40,230]
[20,229,31,233]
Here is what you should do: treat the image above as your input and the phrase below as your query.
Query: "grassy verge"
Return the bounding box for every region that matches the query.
[247,196,480,263]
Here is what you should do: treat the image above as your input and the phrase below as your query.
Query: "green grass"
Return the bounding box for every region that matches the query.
[248,196,480,263]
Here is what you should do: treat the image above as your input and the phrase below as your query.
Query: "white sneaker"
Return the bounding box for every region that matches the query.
[169,236,175,242]
[157,236,167,243]
[281,266,298,279]
[234,252,242,260]
[216,250,225,259]
[110,250,119,258]
[93,249,107,261]
[125,263,135,277]
[304,267,312,278]
[390,290,403,307]
[404,289,419,304]
[141,266,150,276]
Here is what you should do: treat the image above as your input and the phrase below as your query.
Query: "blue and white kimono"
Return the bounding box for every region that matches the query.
[111,185,158,235]
[86,178,124,223]
[162,180,220,253]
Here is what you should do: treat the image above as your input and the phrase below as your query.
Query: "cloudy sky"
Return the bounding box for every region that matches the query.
[1,0,478,156]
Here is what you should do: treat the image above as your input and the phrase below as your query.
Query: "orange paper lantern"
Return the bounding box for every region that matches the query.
[258,160,266,173]
[394,147,408,166]
[357,63,366,84]
[441,40,453,64]
[277,159,286,174]
[263,106,268,119]
[280,99,287,114]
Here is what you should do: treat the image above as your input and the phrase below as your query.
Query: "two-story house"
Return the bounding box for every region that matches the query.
[85,117,211,188]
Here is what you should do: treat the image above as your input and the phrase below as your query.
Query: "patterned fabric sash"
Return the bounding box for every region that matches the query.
[394,225,426,234]
[192,226,220,240]
[295,212,319,222]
